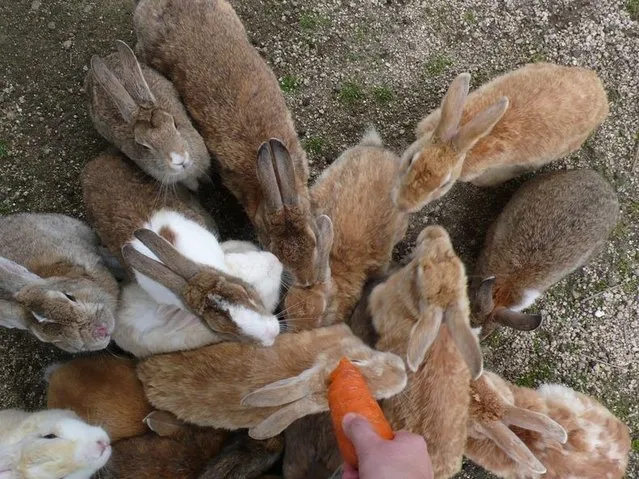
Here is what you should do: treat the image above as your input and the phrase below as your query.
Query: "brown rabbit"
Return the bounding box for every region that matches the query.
[396,63,609,212]
[348,226,483,478]
[282,129,409,331]
[133,0,327,288]
[134,322,407,440]
[46,355,152,442]
[470,169,619,339]
[466,371,631,479]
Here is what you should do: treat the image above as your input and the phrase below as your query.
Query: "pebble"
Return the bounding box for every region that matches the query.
[47,21,55,30]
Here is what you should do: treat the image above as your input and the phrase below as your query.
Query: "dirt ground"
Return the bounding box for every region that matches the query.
[1,0,637,477]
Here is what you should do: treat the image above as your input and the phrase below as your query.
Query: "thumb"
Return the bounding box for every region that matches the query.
[342,413,383,452]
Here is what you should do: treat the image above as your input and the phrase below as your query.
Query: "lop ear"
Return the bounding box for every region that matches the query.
[248,397,326,440]
[240,365,319,407]
[452,97,508,153]
[476,421,547,475]
[493,307,543,331]
[406,305,443,373]
[434,73,470,142]
[90,55,138,123]
[0,257,41,294]
[503,406,568,444]
[143,410,187,438]
[444,300,484,380]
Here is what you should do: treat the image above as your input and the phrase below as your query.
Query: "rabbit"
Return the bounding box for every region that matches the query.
[282,129,409,331]
[346,225,483,478]
[0,409,111,479]
[45,355,152,442]
[396,63,609,212]
[470,169,619,339]
[133,0,329,289]
[0,213,118,352]
[134,322,407,440]
[466,371,631,479]
[86,40,210,191]
[82,151,282,353]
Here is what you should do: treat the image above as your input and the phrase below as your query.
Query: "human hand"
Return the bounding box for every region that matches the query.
[341,413,434,479]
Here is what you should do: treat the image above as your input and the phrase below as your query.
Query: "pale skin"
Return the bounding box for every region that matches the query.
[341,414,434,479]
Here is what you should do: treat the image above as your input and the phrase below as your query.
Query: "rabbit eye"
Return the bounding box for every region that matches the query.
[42,434,57,439]
[64,293,76,302]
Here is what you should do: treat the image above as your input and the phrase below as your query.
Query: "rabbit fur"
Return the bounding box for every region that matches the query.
[396,63,608,212]
[0,213,118,352]
[133,0,328,288]
[86,40,210,191]
[46,355,152,442]
[82,151,282,352]
[135,322,407,440]
[283,129,409,331]
[470,169,619,339]
[0,409,111,479]
[466,371,631,479]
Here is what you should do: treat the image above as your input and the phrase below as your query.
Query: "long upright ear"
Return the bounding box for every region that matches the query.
[256,141,284,221]
[133,229,201,279]
[434,73,471,142]
[240,365,319,407]
[248,397,326,440]
[444,300,484,380]
[143,410,187,438]
[315,215,334,281]
[0,257,42,294]
[121,244,187,295]
[475,276,496,316]
[115,40,156,107]
[270,139,300,208]
[406,306,443,373]
[493,307,543,331]
[475,421,547,474]
[503,407,568,444]
[453,97,508,153]
[90,55,138,123]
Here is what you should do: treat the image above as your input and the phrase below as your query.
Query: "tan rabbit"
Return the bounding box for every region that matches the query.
[346,226,483,478]
[87,40,210,191]
[45,355,152,442]
[134,322,407,440]
[282,129,409,331]
[396,63,608,212]
[133,0,328,288]
[82,151,282,352]
[466,371,631,479]
[470,169,619,338]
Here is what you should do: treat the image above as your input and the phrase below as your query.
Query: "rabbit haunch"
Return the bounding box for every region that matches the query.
[0,213,118,352]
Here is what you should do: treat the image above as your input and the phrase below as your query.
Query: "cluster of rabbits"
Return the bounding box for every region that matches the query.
[0,0,632,478]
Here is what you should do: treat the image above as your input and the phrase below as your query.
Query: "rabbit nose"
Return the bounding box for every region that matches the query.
[97,440,108,454]
[94,325,109,339]
[170,152,191,169]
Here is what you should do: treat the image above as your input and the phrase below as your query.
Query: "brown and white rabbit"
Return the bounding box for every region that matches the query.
[466,371,631,479]
[470,169,619,339]
[46,355,152,442]
[133,0,328,288]
[282,129,409,331]
[0,409,111,479]
[348,226,483,478]
[133,319,407,440]
[0,213,118,352]
[82,151,282,354]
[396,63,608,212]
[86,40,210,191]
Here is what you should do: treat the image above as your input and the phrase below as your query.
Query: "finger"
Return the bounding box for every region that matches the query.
[342,464,359,479]
[343,413,384,451]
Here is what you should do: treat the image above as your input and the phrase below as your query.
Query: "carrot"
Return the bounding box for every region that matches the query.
[328,357,394,467]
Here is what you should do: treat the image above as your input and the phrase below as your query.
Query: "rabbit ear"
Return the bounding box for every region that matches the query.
[144,410,187,438]
[475,276,496,315]
[0,300,30,330]
[453,97,509,153]
[476,421,547,474]
[121,244,188,295]
[133,229,201,279]
[271,139,300,207]
[240,365,319,407]
[493,307,543,331]
[248,397,326,440]
[115,40,156,107]
[256,141,284,218]
[444,300,484,380]
[91,55,138,123]
[503,406,568,444]
[0,257,41,293]
[315,215,334,281]
[406,305,443,372]
[434,73,470,142]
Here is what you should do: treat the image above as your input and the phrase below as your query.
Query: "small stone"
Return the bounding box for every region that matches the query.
[594,310,605,318]
[62,40,73,50]
[30,0,41,12]
[47,21,56,30]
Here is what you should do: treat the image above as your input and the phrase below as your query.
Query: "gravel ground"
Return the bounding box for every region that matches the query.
[1,0,637,477]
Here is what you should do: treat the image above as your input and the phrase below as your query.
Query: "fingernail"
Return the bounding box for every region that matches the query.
[342,412,358,430]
